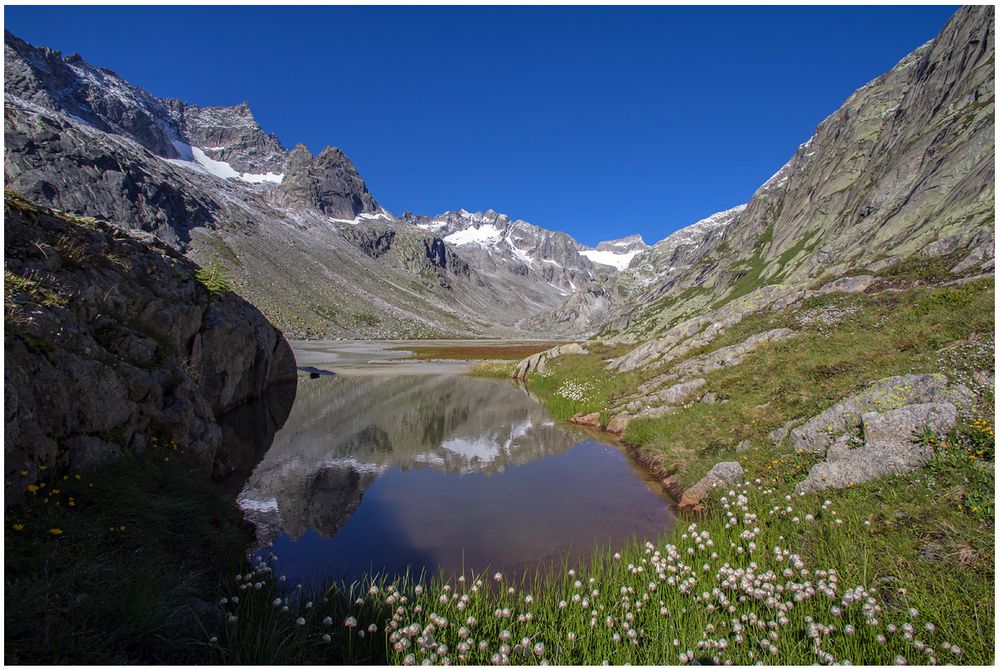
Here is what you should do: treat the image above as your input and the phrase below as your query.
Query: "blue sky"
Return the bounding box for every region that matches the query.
[6,5,957,246]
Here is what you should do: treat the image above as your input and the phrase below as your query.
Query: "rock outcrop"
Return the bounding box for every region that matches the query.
[777,373,971,453]
[512,342,587,379]
[272,145,381,220]
[4,194,297,505]
[781,373,974,493]
[595,6,994,343]
[796,402,958,494]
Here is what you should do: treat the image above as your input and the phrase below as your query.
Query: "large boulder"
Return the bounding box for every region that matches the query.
[796,402,958,494]
[4,195,297,505]
[780,374,971,453]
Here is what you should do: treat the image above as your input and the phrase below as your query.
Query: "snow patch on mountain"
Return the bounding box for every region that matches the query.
[328,210,396,225]
[444,223,504,246]
[165,140,284,184]
[580,249,643,271]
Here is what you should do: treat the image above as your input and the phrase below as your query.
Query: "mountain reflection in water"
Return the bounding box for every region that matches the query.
[238,375,674,584]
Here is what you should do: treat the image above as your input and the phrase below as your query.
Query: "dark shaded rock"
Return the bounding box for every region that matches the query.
[4,194,297,505]
[272,145,380,219]
[65,435,123,471]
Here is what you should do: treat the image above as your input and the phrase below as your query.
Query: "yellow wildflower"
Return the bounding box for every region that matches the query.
[12,523,24,531]
[48,528,63,536]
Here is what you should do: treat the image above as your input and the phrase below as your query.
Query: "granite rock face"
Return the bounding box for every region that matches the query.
[165,100,288,175]
[512,342,587,379]
[779,374,971,454]
[561,6,994,342]
[4,195,297,505]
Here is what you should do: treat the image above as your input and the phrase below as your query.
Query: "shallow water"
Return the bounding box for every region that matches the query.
[238,369,675,585]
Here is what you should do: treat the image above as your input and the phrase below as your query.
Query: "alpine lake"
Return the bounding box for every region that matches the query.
[225,341,676,587]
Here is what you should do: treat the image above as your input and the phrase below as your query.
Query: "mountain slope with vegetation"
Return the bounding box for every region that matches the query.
[4,30,638,339]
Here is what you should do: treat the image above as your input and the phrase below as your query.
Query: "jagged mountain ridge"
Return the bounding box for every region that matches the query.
[535,5,994,341]
[402,208,618,294]
[3,30,637,339]
[5,6,994,342]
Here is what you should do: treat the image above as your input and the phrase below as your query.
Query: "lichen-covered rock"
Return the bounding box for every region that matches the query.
[861,403,957,451]
[4,195,297,505]
[646,378,706,408]
[679,461,744,512]
[796,402,957,494]
[598,6,993,342]
[784,374,970,454]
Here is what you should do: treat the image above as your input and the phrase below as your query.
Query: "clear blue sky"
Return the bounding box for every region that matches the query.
[5,5,957,246]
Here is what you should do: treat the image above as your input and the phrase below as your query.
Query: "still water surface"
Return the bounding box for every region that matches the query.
[237,359,674,585]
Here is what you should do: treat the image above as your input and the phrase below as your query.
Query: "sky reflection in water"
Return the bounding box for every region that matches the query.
[239,375,674,585]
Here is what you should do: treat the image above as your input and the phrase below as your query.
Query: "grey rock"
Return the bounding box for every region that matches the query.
[787,374,968,454]
[272,145,381,220]
[950,240,994,274]
[4,196,297,505]
[825,434,855,462]
[816,275,876,295]
[590,7,994,343]
[679,461,744,511]
[165,99,287,175]
[861,402,957,451]
[795,402,957,494]
[646,378,706,407]
[701,392,718,405]
[65,435,123,471]
[512,343,586,380]
[769,420,796,445]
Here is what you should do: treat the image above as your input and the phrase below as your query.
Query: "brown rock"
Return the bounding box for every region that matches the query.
[605,412,632,434]
[570,412,602,428]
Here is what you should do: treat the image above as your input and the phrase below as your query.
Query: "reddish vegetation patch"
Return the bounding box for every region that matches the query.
[390,342,569,361]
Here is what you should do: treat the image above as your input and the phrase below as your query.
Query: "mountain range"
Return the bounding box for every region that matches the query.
[4,5,994,341]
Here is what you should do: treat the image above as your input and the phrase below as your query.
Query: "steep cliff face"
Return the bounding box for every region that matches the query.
[605,6,994,341]
[4,30,182,159]
[4,194,297,505]
[165,99,288,176]
[272,145,383,219]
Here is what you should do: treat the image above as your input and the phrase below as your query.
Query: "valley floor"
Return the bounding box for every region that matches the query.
[290,339,570,376]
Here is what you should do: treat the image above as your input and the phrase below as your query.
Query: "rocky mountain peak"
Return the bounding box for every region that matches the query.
[271,143,381,219]
[593,234,650,254]
[165,98,287,175]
